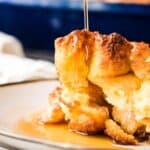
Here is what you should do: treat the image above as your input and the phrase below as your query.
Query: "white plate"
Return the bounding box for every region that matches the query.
[0,81,150,150]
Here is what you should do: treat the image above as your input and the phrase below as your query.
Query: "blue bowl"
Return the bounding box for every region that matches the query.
[0,1,150,50]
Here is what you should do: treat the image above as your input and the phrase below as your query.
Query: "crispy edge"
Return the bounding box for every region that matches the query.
[105,119,138,145]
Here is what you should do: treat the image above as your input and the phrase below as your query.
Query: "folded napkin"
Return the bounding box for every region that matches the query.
[0,32,57,85]
[0,32,24,57]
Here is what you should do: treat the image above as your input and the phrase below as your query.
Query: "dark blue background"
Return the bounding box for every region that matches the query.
[0,1,150,50]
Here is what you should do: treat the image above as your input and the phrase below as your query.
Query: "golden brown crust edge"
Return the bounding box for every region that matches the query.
[55,30,133,87]
[105,119,138,145]
[55,30,150,82]
[54,30,150,143]
[89,32,132,79]
[130,42,150,79]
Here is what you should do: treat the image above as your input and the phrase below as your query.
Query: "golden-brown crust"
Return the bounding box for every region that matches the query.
[105,119,138,145]
[112,107,138,134]
[55,92,109,134]
[55,30,133,90]
[55,30,92,89]
[42,85,109,134]
[39,87,65,124]
[67,104,109,135]
[88,32,132,83]
[112,107,146,136]
[52,29,150,144]
[130,42,150,79]
[55,29,150,88]
[55,30,106,106]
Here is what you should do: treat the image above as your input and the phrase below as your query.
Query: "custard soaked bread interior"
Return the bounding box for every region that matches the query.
[40,30,150,145]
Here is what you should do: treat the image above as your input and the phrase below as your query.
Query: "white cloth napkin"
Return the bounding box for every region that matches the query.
[0,32,57,85]
[0,32,24,57]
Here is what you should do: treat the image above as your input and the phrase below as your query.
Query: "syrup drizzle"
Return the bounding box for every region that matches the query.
[83,0,89,30]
